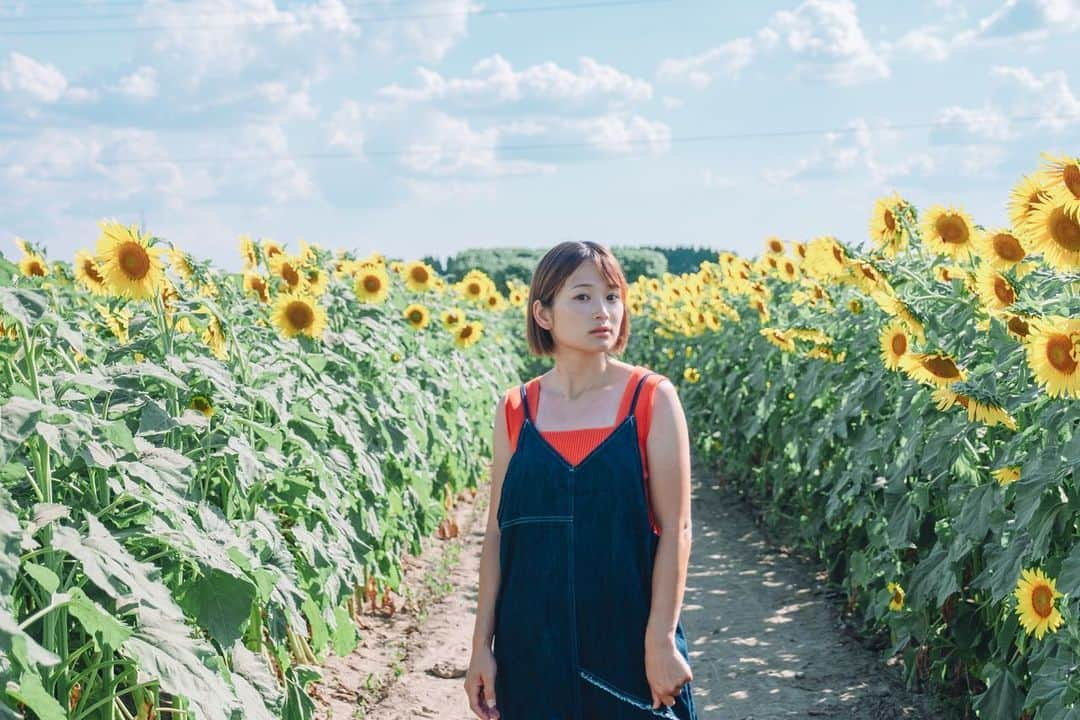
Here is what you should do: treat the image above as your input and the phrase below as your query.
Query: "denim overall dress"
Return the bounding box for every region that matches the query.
[493,371,698,720]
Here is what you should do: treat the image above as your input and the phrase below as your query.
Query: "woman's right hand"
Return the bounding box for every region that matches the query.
[464,646,500,719]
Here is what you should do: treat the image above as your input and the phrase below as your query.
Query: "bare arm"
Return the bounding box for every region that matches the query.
[644,379,693,643]
[471,392,511,653]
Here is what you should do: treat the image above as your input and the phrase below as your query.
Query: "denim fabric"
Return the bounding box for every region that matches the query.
[493,373,698,720]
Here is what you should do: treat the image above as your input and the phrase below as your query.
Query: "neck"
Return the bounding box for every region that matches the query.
[547,354,617,401]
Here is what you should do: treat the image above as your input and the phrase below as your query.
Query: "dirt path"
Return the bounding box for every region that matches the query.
[313,457,946,719]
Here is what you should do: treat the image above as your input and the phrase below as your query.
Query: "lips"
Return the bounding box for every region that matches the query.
[590,327,611,335]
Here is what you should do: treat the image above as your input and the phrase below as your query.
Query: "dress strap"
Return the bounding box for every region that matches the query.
[519,383,531,424]
[627,371,656,418]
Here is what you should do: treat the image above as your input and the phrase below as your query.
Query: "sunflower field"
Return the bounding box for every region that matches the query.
[620,151,1079,719]
[2,150,1078,720]
[1,234,525,719]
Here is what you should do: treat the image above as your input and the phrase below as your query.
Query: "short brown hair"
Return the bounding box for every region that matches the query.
[526,241,631,356]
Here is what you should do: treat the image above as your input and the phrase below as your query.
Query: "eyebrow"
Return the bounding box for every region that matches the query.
[571,283,618,289]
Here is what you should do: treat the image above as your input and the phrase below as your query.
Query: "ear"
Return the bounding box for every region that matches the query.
[532,299,551,331]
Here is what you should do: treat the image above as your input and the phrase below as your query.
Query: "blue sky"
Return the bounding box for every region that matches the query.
[1,0,1078,273]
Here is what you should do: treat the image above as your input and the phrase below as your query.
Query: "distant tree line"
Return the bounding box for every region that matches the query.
[416,244,721,291]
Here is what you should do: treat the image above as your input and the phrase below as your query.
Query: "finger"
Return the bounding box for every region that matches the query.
[663,693,676,707]
[652,690,660,709]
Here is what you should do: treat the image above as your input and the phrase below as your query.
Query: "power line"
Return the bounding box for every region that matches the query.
[1,111,1076,172]
[0,0,673,35]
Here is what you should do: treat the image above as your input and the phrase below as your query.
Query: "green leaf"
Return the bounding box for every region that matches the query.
[21,563,59,594]
[176,569,255,650]
[137,399,179,436]
[331,605,357,657]
[65,587,133,649]
[4,671,66,720]
[1058,546,1080,598]
[301,597,329,655]
[0,288,48,329]
[973,663,1023,720]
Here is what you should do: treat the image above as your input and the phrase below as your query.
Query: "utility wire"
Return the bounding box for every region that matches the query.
[0,0,673,35]
[1,111,1076,171]
[5,0,438,20]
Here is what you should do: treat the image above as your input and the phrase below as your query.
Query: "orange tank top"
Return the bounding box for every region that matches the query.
[503,365,667,536]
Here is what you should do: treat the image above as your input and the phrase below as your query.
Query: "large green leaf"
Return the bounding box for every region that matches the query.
[4,671,66,720]
[64,587,133,649]
[176,569,254,650]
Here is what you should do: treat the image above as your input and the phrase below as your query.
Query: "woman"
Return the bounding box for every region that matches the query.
[464,241,698,719]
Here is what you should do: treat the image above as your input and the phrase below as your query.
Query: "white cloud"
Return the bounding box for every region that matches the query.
[991,65,1080,130]
[956,0,1080,44]
[0,52,68,104]
[327,100,367,155]
[379,54,652,107]
[762,118,933,185]
[399,112,554,178]
[144,0,361,87]
[767,0,890,85]
[657,0,888,90]
[114,66,159,100]
[935,104,1013,140]
[368,0,476,63]
[656,38,754,88]
[565,115,672,155]
[884,26,951,62]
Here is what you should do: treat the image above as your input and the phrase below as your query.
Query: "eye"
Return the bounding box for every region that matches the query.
[575,294,589,301]
[607,293,619,301]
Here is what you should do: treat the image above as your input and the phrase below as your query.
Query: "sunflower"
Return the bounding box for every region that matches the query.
[269,253,306,293]
[934,387,1017,429]
[271,293,328,340]
[1009,173,1053,235]
[73,250,108,295]
[200,311,228,360]
[991,466,1020,487]
[95,220,165,301]
[869,192,909,258]
[95,303,131,344]
[169,248,194,281]
[297,238,318,265]
[18,253,49,278]
[920,205,976,262]
[304,266,328,297]
[1001,312,1032,342]
[973,263,1017,313]
[764,236,785,256]
[879,321,911,371]
[975,228,1026,270]
[403,303,431,330]
[441,307,465,329]
[239,235,258,270]
[453,320,483,349]
[402,260,437,292]
[683,367,701,383]
[262,239,284,265]
[485,292,506,311]
[898,350,966,387]
[803,236,848,281]
[886,582,905,612]
[760,327,796,353]
[1013,567,1065,640]
[1038,152,1080,216]
[779,259,799,283]
[354,266,390,304]
[13,236,31,255]
[243,272,270,303]
[459,271,493,303]
[1024,190,1080,271]
[188,395,214,418]
[1024,315,1080,398]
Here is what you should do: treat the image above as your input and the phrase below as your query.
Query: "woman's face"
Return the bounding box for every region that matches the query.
[535,260,624,353]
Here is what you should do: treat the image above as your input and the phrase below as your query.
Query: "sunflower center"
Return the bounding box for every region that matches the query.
[1031,585,1053,618]
[191,397,211,413]
[118,242,150,279]
[993,277,1015,305]
[460,325,473,339]
[1007,316,1029,337]
[1046,334,1078,373]
[891,590,902,605]
[468,282,482,296]
[1049,208,1080,251]
[936,215,969,245]
[363,275,382,293]
[28,260,46,276]
[924,355,961,379]
[308,270,319,283]
[411,267,429,283]
[84,260,104,283]
[1064,163,1080,199]
[884,209,896,233]
[992,233,1025,262]
[891,333,907,355]
[409,310,423,324]
[286,301,314,330]
[281,264,300,287]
